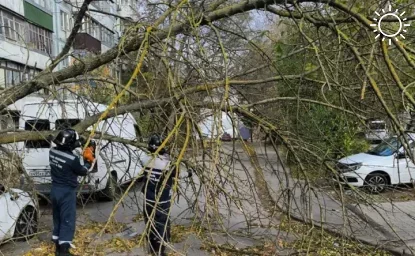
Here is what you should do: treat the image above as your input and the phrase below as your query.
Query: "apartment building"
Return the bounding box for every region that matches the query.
[54,0,121,68]
[0,0,53,89]
[0,0,138,90]
[0,0,138,130]
[58,0,125,98]
[117,0,139,30]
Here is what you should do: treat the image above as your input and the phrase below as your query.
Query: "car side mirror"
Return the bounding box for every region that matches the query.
[396,152,406,159]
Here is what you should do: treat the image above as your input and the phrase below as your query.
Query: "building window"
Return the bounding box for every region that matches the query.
[0,9,52,54]
[27,23,53,54]
[120,0,138,6]
[80,16,114,47]
[0,10,25,42]
[60,10,73,37]
[0,61,40,89]
[102,27,114,46]
[12,70,21,85]
[81,17,101,40]
[31,0,52,12]
[0,68,4,89]
[61,56,69,68]
[0,111,19,130]
[92,22,101,40]
[5,70,13,87]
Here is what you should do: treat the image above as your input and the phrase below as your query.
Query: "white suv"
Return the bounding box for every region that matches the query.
[336,134,415,193]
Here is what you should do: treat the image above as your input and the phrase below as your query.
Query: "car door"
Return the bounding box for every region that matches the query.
[20,103,53,185]
[115,114,139,183]
[97,117,129,183]
[0,185,8,241]
[0,186,21,241]
[123,144,145,182]
[106,141,130,183]
[397,141,415,184]
[21,119,52,185]
[406,145,415,183]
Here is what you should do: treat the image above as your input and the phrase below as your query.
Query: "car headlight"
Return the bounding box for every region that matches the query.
[336,162,362,173]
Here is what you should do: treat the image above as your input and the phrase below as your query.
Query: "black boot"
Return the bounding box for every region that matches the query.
[52,239,60,256]
[149,240,167,256]
[159,245,167,256]
[59,243,75,256]
[148,239,157,255]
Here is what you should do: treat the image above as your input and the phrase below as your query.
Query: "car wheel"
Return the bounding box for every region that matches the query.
[99,173,117,202]
[365,173,388,194]
[14,206,38,240]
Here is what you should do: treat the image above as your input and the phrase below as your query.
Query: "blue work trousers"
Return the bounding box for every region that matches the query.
[51,185,77,243]
[144,196,171,254]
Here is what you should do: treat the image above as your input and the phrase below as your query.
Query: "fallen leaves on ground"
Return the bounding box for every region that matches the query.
[104,236,143,253]
[278,217,391,256]
[22,217,391,256]
[23,221,131,256]
[170,224,199,243]
[200,240,277,256]
[132,213,144,222]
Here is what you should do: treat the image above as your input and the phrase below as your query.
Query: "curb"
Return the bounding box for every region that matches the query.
[345,203,396,239]
[246,143,414,255]
[278,201,412,256]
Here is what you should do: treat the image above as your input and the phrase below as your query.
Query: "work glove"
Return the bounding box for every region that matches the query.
[178,169,193,179]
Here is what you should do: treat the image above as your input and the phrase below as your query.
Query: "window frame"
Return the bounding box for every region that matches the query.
[55,119,81,130]
[60,10,73,34]
[0,61,40,88]
[27,23,53,54]
[0,10,25,42]
[24,119,51,149]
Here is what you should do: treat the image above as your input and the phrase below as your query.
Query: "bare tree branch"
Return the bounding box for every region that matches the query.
[49,0,94,70]
[0,0,303,112]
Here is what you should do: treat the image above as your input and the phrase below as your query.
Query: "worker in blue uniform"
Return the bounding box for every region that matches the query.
[50,129,91,256]
[141,134,176,256]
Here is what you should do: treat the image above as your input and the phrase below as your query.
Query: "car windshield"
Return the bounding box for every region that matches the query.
[367,137,401,156]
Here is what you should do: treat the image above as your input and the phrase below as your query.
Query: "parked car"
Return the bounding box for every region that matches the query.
[221,132,232,141]
[365,119,388,144]
[335,133,415,193]
[3,97,146,201]
[0,184,38,243]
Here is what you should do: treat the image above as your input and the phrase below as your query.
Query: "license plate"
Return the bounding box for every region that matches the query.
[31,170,51,177]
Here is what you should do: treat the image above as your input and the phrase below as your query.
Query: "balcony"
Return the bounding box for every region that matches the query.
[73,33,101,54]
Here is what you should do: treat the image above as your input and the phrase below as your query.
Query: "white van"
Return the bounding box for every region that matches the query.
[3,97,145,201]
[365,119,388,144]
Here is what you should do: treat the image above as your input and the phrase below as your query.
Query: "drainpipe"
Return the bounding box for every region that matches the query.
[53,0,60,64]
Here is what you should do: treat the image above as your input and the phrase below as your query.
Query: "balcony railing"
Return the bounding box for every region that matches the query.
[73,33,101,54]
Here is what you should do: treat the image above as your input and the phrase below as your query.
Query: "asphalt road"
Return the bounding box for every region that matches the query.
[0,143,286,255]
[0,182,145,255]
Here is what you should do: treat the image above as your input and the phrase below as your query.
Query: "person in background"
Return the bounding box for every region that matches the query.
[50,129,91,256]
[141,134,175,256]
